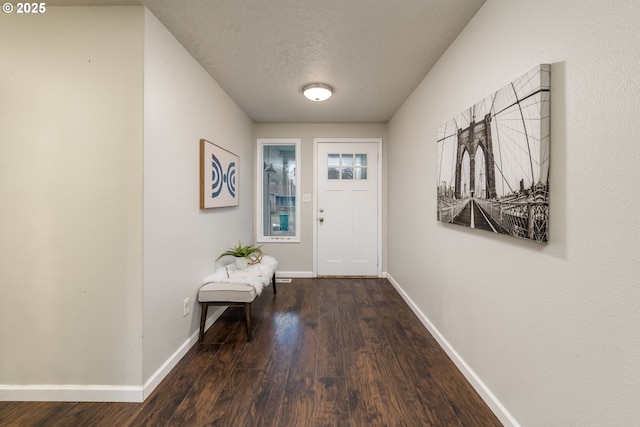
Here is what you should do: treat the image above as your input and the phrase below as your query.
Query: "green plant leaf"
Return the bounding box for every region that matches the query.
[216,241,263,260]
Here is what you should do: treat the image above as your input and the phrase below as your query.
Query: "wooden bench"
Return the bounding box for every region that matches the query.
[198,255,277,342]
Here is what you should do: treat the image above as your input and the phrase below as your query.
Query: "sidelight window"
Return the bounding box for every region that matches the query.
[257,139,301,242]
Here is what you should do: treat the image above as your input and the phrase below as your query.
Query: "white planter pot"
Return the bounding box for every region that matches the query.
[235,257,248,270]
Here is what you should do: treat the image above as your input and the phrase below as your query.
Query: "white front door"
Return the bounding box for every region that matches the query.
[315,139,380,276]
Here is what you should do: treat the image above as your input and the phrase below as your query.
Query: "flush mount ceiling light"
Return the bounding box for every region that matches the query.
[302,83,333,102]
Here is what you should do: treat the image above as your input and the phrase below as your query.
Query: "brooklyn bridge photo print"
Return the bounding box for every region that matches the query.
[436,64,550,243]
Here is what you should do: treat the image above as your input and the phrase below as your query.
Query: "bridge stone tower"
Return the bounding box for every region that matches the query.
[454,113,497,200]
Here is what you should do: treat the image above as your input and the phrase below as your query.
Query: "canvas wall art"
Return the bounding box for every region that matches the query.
[200,139,239,208]
[436,64,550,243]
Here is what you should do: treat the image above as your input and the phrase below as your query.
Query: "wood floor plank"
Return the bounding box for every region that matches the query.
[345,349,389,427]
[297,279,319,322]
[351,279,377,319]
[381,315,431,375]
[48,402,141,427]
[339,279,389,425]
[277,316,318,427]
[317,283,344,378]
[336,280,366,352]
[244,344,294,427]
[0,402,76,427]
[271,284,307,345]
[205,368,263,426]
[313,376,350,427]
[410,376,463,426]
[277,375,316,427]
[235,306,277,370]
[368,339,438,427]
[430,363,502,427]
[0,402,32,426]
[170,335,247,426]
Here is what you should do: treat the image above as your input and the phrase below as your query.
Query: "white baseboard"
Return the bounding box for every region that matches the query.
[386,273,520,427]
[0,306,227,403]
[276,270,314,278]
[277,271,388,279]
[0,384,144,403]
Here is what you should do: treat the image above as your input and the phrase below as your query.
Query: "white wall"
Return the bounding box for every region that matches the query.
[0,7,144,394]
[253,123,388,275]
[143,11,254,384]
[387,0,640,425]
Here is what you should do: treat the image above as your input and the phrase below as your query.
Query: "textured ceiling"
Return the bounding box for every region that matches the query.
[46,0,486,123]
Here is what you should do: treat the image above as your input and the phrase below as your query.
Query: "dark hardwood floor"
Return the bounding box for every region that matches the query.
[0,278,502,426]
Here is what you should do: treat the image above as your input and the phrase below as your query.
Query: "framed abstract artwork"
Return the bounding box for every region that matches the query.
[200,139,239,208]
[436,64,550,243]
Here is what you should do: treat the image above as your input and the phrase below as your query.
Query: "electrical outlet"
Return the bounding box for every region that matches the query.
[183,298,189,317]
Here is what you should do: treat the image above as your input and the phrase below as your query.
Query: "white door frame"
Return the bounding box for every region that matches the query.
[313,137,383,277]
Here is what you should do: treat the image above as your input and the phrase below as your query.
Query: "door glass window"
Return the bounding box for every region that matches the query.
[328,154,340,179]
[327,154,367,180]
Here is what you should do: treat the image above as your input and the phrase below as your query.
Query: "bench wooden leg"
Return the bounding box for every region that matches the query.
[199,302,208,343]
[272,273,277,294]
[244,302,252,342]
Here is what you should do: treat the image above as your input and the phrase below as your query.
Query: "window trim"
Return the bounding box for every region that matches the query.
[256,138,301,243]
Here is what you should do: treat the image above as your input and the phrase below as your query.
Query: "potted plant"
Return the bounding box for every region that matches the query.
[216,241,263,270]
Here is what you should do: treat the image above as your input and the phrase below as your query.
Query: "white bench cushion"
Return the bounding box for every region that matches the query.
[198,281,256,303]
